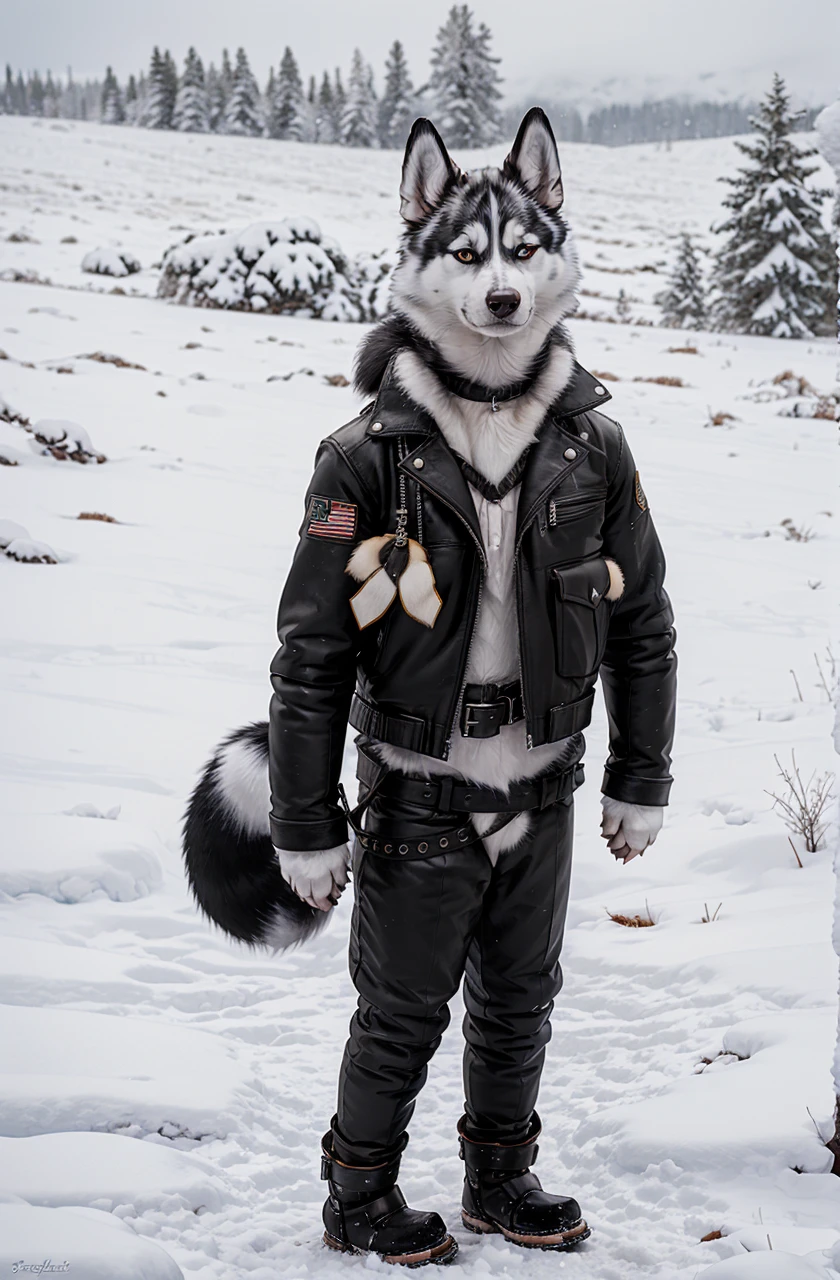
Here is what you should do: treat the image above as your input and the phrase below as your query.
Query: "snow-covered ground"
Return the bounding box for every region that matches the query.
[1,117,838,1279]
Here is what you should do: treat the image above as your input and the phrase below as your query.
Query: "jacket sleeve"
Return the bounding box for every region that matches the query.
[598,424,677,807]
[269,439,375,851]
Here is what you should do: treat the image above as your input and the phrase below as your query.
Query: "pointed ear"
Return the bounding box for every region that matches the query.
[399,118,461,224]
[504,107,564,210]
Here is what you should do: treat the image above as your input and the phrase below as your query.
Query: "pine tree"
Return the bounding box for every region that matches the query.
[173,47,209,132]
[2,66,13,114]
[223,47,263,136]
[656,233,708,329]
[331,68,346,141]
[124,74,138,124]
[205,63,223,132]
[307,75,316,105]
[29,71,45,117]
[428,5,503,148]
[341,49,378,148]
[378,40,414,149]
[711,73,835,338]
[615,289,631,322]
[44,71,60,118]
[142,47,176,129]
[269,47,305,140]
[316,71,334,142]
[100,66,125,124]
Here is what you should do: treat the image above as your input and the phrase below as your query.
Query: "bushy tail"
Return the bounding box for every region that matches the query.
[182,722,329,951]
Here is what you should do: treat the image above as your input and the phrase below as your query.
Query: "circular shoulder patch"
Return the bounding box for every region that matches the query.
[634,471,649,512]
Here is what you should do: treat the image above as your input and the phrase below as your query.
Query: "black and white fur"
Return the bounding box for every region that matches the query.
[183,109,594,945]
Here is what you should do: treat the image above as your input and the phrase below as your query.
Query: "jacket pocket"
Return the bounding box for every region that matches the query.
[550,557,612,678]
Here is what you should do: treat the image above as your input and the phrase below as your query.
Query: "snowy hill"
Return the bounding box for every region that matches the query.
[0,118,839,1279]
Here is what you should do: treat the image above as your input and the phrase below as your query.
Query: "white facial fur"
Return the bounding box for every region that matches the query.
[392,217,580,389]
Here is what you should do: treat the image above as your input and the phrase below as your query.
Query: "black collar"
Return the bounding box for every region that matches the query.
[431,366,534,410]
[365,356,612,438]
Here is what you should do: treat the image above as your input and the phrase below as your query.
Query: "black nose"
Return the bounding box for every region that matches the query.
[485,288,521,319]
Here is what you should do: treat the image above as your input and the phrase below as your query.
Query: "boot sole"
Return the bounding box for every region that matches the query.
[324,1231,459,1267]
[462,1210,591,1250]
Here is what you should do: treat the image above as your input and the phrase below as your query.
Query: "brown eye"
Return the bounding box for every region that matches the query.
[454,248,475,264]
[516,244,539,260]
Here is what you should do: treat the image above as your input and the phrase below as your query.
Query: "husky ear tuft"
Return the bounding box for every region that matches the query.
[400,118,461,224]
[504,107,564,210]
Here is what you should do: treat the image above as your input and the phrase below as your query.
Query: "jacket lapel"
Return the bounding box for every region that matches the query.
[398,434,485,556]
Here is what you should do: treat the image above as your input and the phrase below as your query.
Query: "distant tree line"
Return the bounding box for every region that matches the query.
[1,6,823,151]
[512,98,824,147]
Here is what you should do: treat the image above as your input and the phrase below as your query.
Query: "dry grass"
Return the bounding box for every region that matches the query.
[667,345,700,355]
[767,750,834,854]
[590,370,620,382]
[780,518,814,543]
[633,375,686,388]
[700,1230,724,1242]
[80,351,147,371]
[707,410,737,427]
[77,512,118,523]
[700,902,722,923]
[324,373,350,387]
[606,901,655,928]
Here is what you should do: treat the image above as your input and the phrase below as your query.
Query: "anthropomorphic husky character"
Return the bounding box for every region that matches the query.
[184,108,677,1265]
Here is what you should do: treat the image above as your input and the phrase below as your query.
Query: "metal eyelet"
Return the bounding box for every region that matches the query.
[399,844,409,855]
[418,842,428,854]
[459,828,470,840]
[384,844,393,853]
[439,837,449,848]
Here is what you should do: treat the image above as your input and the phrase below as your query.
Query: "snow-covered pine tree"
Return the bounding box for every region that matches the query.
[223,47,263,137]
[316,71,334,142]
[341,50,378,148]
[711,73,835,338]
[124,74,138,125]
[100,66,124,124]
[307,75,316,105]
[142,47,176,129]
[269,47,305,140]
[331,69,346,142]
[428,5,503,148]
[656,232,708,328]
[615,289,631,322]
[173,47,209,133]
[378,40,414,149]
[816,96,840,240]
[206,63,224,132]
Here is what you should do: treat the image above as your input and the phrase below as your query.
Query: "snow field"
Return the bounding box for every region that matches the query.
[1,117,839,1278]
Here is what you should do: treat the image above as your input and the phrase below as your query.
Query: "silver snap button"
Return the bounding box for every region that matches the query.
[595,386,606,395]
[579,431,589,441]
[413,457,425,469]
[564,448,577,461]
[370,421,383,432]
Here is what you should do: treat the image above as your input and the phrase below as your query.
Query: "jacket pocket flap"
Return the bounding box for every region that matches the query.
[552,558,611,609]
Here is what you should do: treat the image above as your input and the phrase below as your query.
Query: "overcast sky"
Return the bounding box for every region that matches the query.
[5,0,839,105]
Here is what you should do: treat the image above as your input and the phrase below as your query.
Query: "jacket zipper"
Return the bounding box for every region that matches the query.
[549,491,606,527]
[408,474,487,759]
[513,552,532,749]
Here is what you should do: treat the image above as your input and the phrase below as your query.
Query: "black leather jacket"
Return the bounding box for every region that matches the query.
[269,362,677,851]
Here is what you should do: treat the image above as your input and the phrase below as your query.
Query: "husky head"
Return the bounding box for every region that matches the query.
[390,108,579,377]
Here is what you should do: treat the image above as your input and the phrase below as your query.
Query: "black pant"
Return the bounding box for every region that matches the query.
[333,795,575,1165]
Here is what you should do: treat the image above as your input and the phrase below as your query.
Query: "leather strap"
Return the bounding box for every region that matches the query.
[356,745,584,816]
[458,1114,541,1172]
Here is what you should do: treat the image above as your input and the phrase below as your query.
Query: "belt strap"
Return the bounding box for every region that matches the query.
[356,746,584,815]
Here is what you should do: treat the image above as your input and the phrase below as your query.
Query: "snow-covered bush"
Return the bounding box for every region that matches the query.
[82,247,141,278]
[157,218,393,322]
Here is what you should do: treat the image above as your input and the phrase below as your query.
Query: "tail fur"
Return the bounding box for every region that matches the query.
[182,722,329,951]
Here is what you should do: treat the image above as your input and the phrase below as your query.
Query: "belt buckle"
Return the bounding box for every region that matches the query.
[462,701,500,738]
[499,694,515,725]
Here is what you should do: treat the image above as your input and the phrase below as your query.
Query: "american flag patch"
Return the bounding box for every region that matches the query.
[305,495,358,542]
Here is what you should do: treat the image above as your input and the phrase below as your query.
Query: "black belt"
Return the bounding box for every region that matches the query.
[460,679,524,739]
[356,744,583,815]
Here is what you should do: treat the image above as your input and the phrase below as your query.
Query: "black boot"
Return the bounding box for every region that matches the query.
[458,1114,590,1250]
[321,1128,458,1267]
